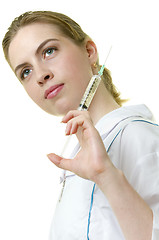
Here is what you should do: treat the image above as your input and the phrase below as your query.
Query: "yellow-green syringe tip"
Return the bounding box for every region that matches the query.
[98,46,112,76]
[98,65,105,76]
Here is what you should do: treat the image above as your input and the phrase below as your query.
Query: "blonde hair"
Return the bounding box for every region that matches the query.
[2,11,125,106]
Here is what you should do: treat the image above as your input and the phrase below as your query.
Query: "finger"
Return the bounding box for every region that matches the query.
[65,116,85,135]
[47,153,73,171]
[65,120,73,135]
[71,120,82,134]
[62,110,90,123]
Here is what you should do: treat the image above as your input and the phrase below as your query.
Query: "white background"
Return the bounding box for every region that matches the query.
[0,0,159,239]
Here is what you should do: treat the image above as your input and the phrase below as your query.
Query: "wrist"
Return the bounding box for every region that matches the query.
[94,164,123,193]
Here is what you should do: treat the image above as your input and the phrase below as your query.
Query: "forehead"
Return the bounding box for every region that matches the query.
[8,23,64,68]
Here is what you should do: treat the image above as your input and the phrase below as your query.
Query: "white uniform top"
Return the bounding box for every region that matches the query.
[49,105,159,240]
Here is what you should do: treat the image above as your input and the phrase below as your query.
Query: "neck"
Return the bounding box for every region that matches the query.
[88,81,120,125]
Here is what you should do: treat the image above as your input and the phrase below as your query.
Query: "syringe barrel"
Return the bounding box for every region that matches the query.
[78,75,101,111]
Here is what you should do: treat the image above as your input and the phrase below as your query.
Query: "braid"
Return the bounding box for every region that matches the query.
[99,66,127,106]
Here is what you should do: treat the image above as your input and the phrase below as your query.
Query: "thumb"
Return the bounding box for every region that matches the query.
[47,153,72,171]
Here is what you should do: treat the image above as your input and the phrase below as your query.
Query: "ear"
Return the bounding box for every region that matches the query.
[85,40,98,65]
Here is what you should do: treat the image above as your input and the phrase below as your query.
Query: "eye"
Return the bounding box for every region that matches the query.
[43,47,57,59]
[21,68,32,80]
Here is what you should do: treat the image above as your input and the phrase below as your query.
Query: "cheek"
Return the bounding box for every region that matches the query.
[64,56,92,87]
[61,48,91,76]
[61,55,79,74]
[24,84,41,104]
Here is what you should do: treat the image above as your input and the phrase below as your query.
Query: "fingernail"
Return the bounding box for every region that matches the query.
[47,154,52,159]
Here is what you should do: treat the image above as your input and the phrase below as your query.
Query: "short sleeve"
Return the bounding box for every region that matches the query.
[119,121,159,239]
[152,210,159,240]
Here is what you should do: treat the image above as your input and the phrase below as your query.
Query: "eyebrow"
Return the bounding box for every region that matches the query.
[14,38,59,74]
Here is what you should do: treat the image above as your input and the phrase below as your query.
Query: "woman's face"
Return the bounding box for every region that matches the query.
[8,23,97,116]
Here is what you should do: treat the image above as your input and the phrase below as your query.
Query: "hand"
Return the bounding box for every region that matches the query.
[47,110,113,182]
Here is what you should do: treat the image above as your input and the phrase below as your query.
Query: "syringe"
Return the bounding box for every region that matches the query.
[78,46,112,111]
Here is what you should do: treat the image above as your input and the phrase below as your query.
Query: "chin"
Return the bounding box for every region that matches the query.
[42,99,79,116]
[43,106,72,117]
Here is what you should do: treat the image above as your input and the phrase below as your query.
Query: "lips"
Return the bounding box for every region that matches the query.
[44,84,64,99]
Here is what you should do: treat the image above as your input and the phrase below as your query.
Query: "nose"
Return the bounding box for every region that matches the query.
[36,67,54,86]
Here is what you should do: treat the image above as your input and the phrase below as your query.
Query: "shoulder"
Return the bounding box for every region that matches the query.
[119,119,159,163]
[121,119,159,144]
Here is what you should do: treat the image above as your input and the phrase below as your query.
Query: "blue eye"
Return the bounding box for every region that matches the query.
[21,69,32,80]
[43,47,57,58]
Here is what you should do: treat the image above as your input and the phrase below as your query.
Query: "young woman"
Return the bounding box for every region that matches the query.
[2,11,159,240]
